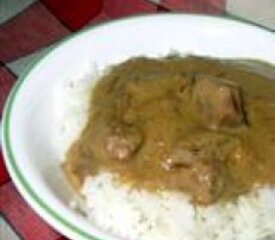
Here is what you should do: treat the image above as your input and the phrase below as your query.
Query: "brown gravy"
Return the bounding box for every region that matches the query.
[64,56,275,205]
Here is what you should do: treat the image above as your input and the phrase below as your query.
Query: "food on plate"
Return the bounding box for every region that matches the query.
[63,56,275,239]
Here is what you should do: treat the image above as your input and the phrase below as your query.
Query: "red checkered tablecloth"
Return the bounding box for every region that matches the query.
[0,1,274,239]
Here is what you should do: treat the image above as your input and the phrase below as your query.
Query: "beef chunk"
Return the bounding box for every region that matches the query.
[163,131,240,170]
[106,125,143,160]
[189,161,224,204]
[163,146,200,170]
[192,75,247,129]
[163,131,242,204]
[166,160,224,205]
[89,122,143,161]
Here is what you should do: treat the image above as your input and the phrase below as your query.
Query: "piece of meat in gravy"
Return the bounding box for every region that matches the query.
[162,132,245,204]
[89,122,143,161]
[162,146,200,170]
[166,160,224,205]
[192,75,247,129]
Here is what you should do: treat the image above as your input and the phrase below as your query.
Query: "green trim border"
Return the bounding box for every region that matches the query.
[2,13,275,240]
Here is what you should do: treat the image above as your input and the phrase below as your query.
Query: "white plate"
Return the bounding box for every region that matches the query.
[2,14,275,240]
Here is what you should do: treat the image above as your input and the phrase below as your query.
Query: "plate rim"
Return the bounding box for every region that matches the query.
[2,13,275,240]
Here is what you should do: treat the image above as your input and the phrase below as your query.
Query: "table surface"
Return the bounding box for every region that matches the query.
[1,0,275,239]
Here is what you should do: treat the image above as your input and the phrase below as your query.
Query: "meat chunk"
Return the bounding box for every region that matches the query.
[163,131,239,170]
[163,131,241,204]
[89,122,143,161]
[163,146,200,170]
[192,75,247,129]
[106,125,142,160]
[189,161,224,204]
[166,160,224,205]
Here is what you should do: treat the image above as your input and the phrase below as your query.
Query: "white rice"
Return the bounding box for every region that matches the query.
[60,65,275,240]
[82,172,275,240]
[55,64,101,162]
